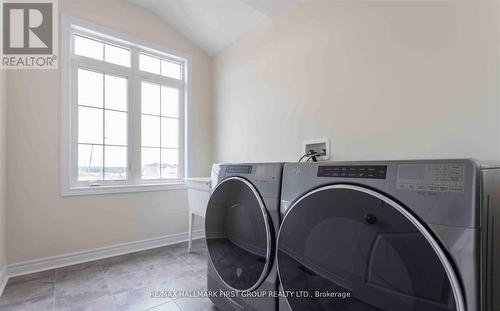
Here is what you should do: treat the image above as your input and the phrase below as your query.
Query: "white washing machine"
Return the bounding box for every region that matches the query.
[277,159,500,311]
[205,163,284,311]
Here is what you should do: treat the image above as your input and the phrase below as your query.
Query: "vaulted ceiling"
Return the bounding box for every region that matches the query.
[128,0,294,55]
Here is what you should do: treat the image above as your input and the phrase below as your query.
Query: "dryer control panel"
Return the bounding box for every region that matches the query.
[396,163,465,193]
[318,165,387,179]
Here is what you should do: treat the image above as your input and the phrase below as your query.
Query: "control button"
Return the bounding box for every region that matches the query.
[426,185,439,192]
[450,186,464,193]
[438,186,449,192]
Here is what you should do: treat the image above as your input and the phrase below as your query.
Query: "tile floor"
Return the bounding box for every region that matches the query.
[0,239,218,311]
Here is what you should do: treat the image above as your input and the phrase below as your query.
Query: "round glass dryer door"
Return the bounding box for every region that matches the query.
[205,177,272,292]
[277,185,464,311]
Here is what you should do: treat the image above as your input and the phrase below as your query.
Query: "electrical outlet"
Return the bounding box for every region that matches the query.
[303,138,330,161]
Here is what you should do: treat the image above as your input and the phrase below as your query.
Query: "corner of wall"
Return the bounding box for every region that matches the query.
[0,69,7,292]
[209,54,217,167]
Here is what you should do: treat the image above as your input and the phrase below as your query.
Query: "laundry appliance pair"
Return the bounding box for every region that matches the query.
[204,160,500,311]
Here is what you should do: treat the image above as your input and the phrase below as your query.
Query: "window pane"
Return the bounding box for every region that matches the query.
[79,106,103,144]
[161,86,179,118]
[74,35,103,61]
[139,53,161,75]
[78,144,103,181]
[142,147,160,179]
[105,75,127,111]
[161,148,178,179]
[105,110,127,146]
[141,81,160,115]
[161,59,182,79]
[105,44,130,67]
[104,146,127,180]
[142,115,160,147]
[78,69,103,108]
[161,118,178,148]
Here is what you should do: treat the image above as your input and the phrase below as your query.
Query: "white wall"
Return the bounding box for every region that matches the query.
[0,70,6,272]
[6,0,212,264]
[213,0,500,163]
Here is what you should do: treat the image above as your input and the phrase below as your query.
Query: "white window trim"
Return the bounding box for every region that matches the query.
[61,15,191,196]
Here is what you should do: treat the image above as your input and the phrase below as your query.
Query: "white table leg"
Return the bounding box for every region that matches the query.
[188,212,194,252]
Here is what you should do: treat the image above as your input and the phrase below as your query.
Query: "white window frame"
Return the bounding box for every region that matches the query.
[61,16,191,196]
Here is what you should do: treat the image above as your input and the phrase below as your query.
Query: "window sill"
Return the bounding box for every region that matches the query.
[61,181,187,196]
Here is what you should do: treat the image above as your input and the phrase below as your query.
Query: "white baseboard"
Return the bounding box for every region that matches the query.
[0,229,205,296]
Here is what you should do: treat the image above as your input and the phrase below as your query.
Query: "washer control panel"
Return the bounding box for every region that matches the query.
[255,164,279,182]
[226,165,252,174]
[396,163,465,193]
[318,165,387,179]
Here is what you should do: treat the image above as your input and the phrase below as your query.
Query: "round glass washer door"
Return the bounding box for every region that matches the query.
[205,177,272,292]
[277,184,465,311]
